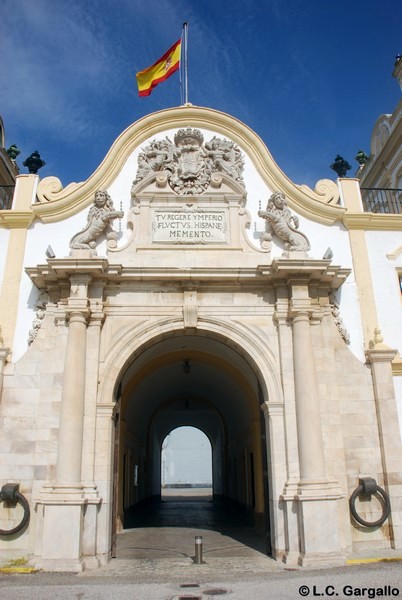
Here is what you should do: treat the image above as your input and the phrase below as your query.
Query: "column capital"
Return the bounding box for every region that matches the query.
[273,310,289,326]
[260,401,284,418]
[289,304,312,320]
[66,308,90,324]
[88,311,105,327]
[366,348,397,364]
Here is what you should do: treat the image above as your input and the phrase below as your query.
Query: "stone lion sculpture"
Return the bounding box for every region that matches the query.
[69,190,124,251]
[258,191,310,253]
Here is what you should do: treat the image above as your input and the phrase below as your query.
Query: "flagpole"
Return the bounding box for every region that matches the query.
[182,22,189,104]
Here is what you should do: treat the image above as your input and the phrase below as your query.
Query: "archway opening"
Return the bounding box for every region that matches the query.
[161,426,213,501]
[112,331,271,558]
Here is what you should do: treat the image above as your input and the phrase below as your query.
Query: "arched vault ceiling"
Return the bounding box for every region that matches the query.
[120,335,261,440]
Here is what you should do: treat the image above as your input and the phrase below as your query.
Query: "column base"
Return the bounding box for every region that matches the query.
[82,556,102,570]
[298,551,346,568]
[35,485,102,570]
[296,490,345,566]
[33,557,85,573]
[282,550,300,567]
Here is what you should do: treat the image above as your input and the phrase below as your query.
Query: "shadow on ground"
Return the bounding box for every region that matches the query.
[119,491,270,560]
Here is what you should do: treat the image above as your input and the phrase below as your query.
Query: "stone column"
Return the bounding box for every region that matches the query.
[292,309,326,484]
[36,274,91,572]
[290,286,344,566]
[367,347,402,549]
[55,309,89,487]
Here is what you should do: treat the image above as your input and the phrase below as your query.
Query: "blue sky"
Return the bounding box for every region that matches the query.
[2,0,401,189]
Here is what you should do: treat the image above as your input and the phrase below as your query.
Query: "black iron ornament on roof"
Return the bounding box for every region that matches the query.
[6,145,21,160]
[23,150,46,174]
[355,150,369,166]
[330,155,352,178]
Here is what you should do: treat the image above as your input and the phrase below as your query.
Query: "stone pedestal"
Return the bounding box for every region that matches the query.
[297,493,344,567]
[35,501,85,572]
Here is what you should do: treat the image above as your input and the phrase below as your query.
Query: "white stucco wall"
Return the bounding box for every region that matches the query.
[393,377,402,440]
[0,228,10,298]
[366,230,402,353]
[11,125,365,362]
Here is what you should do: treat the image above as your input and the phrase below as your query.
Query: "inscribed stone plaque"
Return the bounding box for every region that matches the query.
[152,210,228,244]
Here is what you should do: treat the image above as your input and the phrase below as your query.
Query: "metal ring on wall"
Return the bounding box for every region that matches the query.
[0,484,30,536]
[349,478,391,528]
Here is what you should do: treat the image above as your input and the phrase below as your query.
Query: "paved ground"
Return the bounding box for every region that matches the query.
[2,562,402,600]
[118,490,269,562]
[2,490,402,598]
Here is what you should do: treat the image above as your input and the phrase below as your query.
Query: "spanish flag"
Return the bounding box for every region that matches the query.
[136,39,182,97]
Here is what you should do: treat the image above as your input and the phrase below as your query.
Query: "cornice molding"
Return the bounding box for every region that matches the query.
[0,210,34,228]
[392,359,402,376]
[26,256,350,293]
[33,105,345,225]
[342,212,402,230]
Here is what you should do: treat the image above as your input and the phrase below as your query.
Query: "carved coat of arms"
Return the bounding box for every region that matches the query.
[133,128,245,195]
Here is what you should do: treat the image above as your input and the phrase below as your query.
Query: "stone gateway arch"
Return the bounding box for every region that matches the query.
[1,106,402,571]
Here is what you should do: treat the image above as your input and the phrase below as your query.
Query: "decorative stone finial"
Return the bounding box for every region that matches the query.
[6,145,21,161]
[355,150,369,166]
[23,151,46,174]
[330,155,352,178]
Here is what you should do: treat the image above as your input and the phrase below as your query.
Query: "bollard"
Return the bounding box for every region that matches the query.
[194,535,203,564]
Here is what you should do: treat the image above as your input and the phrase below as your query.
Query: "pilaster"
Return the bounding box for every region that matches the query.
[0,333,10,397]
[366,347,402,549]
[0,174,37,352]
[338,178,381,350]
[261,402,287,561]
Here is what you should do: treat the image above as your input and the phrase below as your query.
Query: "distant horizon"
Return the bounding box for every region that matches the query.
[162,426,213,487]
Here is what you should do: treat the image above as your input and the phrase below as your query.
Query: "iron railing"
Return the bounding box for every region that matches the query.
[361,188,402,214]
[0,185,14,210]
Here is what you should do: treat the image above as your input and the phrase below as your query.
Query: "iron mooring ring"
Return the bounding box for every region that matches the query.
[349,477,391,528]
[0,483,30,536]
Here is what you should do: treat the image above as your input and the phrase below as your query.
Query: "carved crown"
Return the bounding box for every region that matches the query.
[174,128,204,148]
